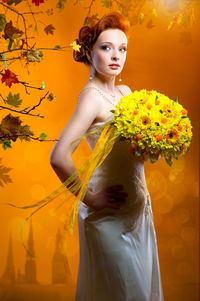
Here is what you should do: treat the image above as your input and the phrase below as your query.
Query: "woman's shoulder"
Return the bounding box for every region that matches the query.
[117,84,132,96]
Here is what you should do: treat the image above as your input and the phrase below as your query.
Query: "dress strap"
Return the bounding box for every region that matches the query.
[116,85,125,96]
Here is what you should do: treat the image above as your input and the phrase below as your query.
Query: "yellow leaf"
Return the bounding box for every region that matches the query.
[152,8,157,17]
[70,40,81,52]
[167,21,174,31]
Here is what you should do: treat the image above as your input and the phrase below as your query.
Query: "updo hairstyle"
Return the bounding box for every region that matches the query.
[73,11,130,66]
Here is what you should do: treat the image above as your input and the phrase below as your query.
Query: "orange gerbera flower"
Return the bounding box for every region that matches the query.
[136,133,142,139]
[156,134,163,141]
[133,110,139,115]
[161,118,167,124]
[120,109,125,115]
[181,109,187,116]
[147,104,152,110]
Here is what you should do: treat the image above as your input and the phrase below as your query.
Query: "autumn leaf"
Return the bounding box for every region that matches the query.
[101,0,112,8]
[44,24,56,35]
[46,8,54,16]
[6,92,22,107]
[152,8,158,17]
[39,132,48,140]
[17,125,34,142]
[0,114,21,142]
[138,13,144,24]
[26,48,43,63]
[2,0,23,5]
[47,93,56,101]
[0,114,34,143]
[1,69,19,88]
[179,31,192,46]
[0,14,6,32]
[0,158,12,186]
[32,0,44,6]
[146,19,155,29]
[84,14,99,27]
[56,0,67,11]
[3,20,23,40]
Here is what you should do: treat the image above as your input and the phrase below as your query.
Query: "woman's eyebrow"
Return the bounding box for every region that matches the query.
[101,42,127,46]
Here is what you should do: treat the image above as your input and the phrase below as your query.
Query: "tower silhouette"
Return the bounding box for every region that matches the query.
[1,231,15,283]
[52,228,71,284]
[24,219,37,283]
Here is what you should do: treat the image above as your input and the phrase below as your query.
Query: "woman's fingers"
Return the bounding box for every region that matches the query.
[104,184,124,192]
[106,191,128,198]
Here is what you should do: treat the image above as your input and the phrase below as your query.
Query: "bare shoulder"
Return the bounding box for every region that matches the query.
[117,84,132,96]
[78,86,104,106]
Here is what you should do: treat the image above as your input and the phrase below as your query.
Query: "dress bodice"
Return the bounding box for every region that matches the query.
[85,117,150,220]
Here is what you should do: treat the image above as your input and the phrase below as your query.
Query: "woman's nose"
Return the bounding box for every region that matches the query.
[111,50,120,61]
[111,55,119,61]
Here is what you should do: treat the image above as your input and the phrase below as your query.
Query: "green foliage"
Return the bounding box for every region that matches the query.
[135,149,141,156]
[0,14,6,32]
[2,53,7,69]
[2,140,12,150]
[101,0,112,8]
[165,156,173,166]
[3,0,23,5]
[56,0,67,11]
[39,132,48,140]
[6,92,22,107]
[41,81,45,89]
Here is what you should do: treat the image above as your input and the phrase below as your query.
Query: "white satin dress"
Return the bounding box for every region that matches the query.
[75,93,164,301]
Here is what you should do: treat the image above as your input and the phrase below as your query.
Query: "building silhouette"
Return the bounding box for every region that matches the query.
[51,229,71,284]
[0,231,15,284]
[0,223,72,286]
[24,219,37,283]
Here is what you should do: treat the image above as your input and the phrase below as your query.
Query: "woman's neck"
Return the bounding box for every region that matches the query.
[88,76,117,94]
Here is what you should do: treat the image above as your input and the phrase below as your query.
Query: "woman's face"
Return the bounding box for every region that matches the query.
[90,28,128,78]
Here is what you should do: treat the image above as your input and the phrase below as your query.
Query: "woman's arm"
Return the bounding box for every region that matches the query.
[50,89,103,185]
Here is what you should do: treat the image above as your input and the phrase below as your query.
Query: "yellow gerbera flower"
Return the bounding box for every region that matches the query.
[166,129,179,144]
[139,115,152,129]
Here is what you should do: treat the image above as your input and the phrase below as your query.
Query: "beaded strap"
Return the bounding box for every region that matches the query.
[79,85,123,106]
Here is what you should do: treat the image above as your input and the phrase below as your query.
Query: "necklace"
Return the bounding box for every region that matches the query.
[79,84,117,106]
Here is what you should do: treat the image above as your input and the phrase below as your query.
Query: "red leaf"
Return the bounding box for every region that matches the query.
[1,69,19,88]
[44,24,55,35]
[32,0,44,6]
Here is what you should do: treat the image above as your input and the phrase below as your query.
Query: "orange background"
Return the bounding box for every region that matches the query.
[0,0,199,300]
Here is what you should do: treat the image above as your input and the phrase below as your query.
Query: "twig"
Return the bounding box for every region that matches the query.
[0,91,49,118]
[0,134,59,142]
[0,2,29,49]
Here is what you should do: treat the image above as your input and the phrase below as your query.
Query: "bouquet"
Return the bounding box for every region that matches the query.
[109,89,193,166]
[8,89,193,256]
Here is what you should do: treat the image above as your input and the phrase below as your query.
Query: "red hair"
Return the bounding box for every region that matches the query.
[73,11,130,66]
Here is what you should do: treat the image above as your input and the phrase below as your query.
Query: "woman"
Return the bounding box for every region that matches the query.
[50,12,164,301]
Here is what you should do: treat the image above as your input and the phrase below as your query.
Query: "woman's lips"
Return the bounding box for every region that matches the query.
[109,64,120,69]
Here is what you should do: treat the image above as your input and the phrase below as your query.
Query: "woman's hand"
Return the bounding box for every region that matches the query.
[83,185,128,211]
[142,151,161,162]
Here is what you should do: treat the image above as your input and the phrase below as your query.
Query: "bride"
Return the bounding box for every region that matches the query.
[50,11,164,301]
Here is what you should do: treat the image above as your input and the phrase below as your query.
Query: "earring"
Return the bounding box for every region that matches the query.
[89,76,93,80]
[119,73,122,82]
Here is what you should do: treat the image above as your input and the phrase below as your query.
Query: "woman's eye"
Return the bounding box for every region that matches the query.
[120,48,127,52]
[101,45,110,50]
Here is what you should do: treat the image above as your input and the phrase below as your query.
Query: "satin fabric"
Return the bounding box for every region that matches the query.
[75,118,164,301]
